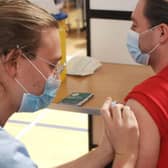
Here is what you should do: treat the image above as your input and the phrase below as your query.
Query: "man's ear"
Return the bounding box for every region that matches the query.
[159,23,168,44]
[1,49,22,78]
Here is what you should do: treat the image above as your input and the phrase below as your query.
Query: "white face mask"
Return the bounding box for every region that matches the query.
[127,27,160,65]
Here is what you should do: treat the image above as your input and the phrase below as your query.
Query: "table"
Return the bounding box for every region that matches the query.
[50,63,154,149]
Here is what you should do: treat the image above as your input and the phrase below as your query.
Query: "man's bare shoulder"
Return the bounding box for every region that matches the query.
[126,99,160,168]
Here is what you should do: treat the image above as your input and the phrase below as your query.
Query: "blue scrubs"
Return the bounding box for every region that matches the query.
[0,127,37,168]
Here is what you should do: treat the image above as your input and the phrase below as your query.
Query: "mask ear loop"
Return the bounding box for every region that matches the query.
[15,78,28,93]
[17,45,60,81]
[140,25,161,55]
[15,45,47,93]
[21,53,47,81]
[148,25,161,55]
[16,45,47,80]
[147,43,160,55]
[15,44,48,93]
[14,45,28,93]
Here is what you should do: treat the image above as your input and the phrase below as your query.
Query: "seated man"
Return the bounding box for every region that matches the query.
[125,0,168,167]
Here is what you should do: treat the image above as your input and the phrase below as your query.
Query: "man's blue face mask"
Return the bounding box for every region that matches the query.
[15,54,61,112]
[127,26,160,65]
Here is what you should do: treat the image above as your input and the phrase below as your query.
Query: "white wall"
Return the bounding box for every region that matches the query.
[91,19,136,64]
[90,0,138,11]
[29,0,63,14]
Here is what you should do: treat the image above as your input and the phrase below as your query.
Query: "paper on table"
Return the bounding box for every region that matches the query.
[67,56,102,76]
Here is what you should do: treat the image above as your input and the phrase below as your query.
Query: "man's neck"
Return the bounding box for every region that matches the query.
[150,47,168,73]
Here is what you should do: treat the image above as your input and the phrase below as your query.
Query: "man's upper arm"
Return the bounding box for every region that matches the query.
[126,99,160,168]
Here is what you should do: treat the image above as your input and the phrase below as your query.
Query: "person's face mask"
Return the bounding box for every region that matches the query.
[15,54,61,112]
[127,27,160,65]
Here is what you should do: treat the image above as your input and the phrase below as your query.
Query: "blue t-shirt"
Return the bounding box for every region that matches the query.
[0,127,37,168]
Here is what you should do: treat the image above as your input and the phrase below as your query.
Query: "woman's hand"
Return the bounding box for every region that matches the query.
[100,97,140,158]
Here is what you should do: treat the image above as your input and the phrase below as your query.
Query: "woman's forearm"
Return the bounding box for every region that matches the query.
[57,147,113,168]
